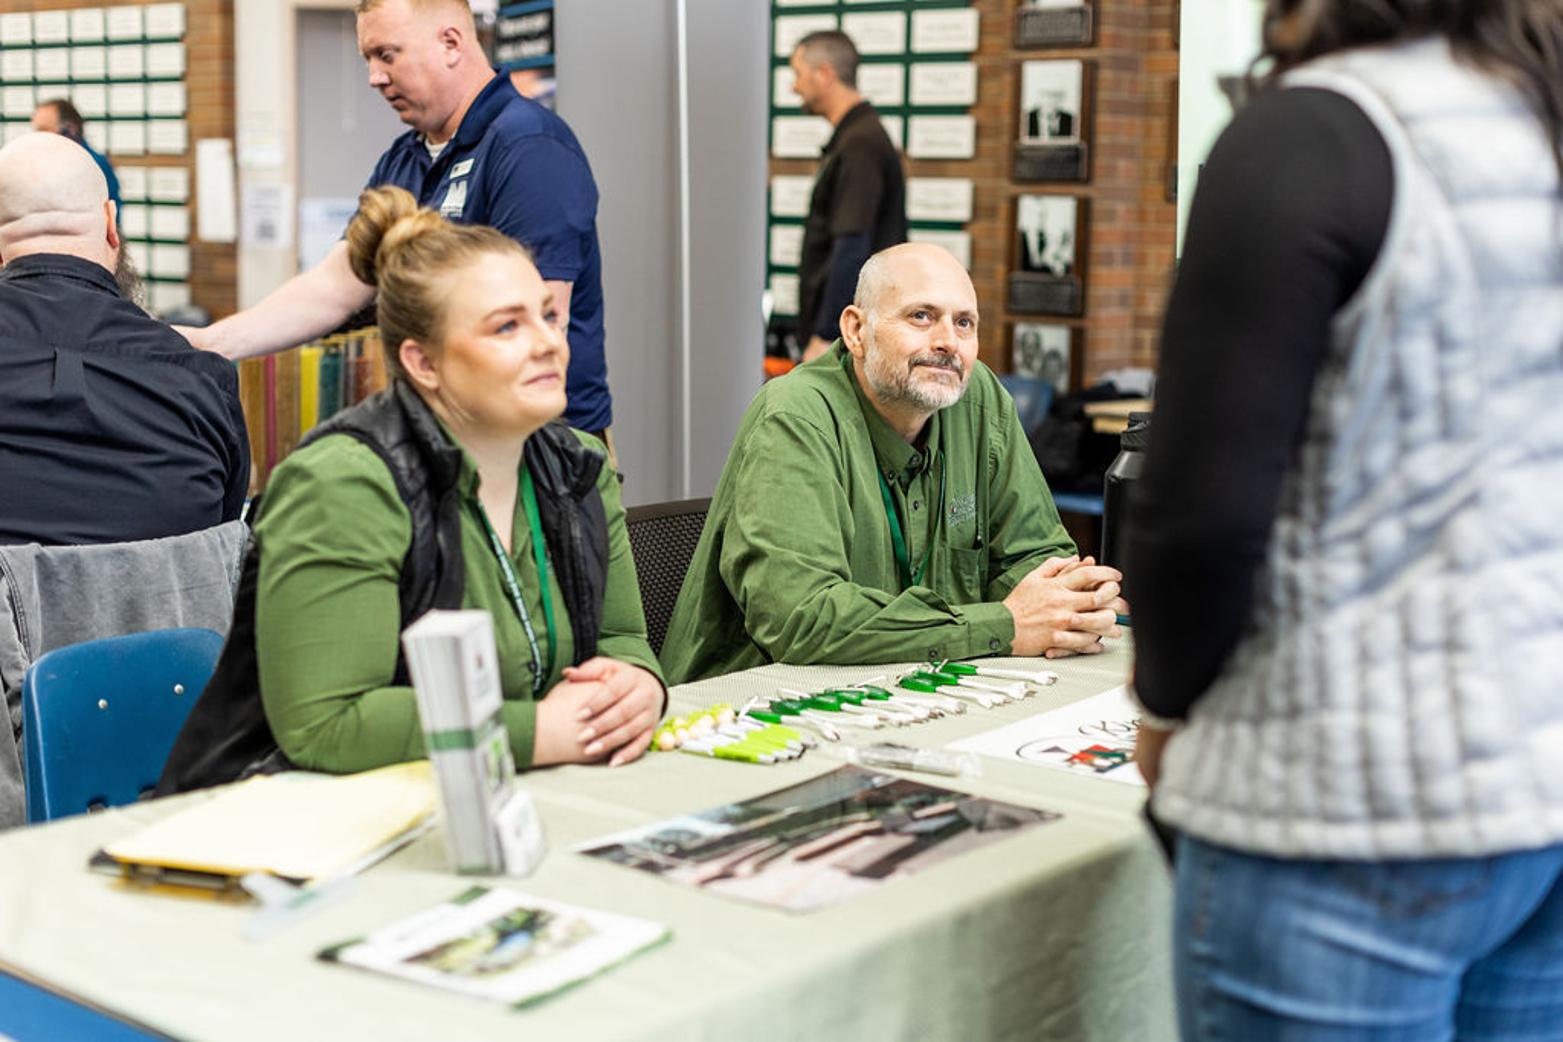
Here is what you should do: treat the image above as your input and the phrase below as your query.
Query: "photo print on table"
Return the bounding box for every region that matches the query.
[1015,195,1078,278]
[1012,322,1072,395]
[575,766,1062,914]
[1019,60,1083,146]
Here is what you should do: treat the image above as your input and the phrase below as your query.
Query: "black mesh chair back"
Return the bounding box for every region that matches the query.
[624,497,711,657]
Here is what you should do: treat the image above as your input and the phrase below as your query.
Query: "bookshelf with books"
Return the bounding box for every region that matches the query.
[239,326,389,491]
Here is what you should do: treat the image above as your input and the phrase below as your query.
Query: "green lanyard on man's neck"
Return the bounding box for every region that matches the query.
[876,453,945,590]
[477,465,557,693]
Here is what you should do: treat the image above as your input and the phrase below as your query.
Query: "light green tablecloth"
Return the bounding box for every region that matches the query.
[0,642,1174,1041]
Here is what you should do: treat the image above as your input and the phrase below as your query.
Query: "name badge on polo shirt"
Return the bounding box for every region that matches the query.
[440,179,468,218]
[450,158,474,178]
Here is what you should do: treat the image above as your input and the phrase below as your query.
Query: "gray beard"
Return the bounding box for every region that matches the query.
[866,348,967,412]
[114,244,147,311]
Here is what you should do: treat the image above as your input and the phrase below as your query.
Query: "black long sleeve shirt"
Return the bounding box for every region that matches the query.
[1128,87,1393,719]
[0,254,250,546]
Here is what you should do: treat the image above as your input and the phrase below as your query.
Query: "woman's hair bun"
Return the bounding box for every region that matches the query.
[345,185,444,288]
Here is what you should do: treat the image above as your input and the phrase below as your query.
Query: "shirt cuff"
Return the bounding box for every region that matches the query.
[946,601,1017,661]
[502,699,539,771]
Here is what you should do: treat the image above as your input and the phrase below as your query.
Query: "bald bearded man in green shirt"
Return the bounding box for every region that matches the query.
[661,243,1125,684]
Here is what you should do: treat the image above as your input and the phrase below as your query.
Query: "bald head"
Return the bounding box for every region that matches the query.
[852,242,976,321]
[0,132,115,267]
[840,243,981,431]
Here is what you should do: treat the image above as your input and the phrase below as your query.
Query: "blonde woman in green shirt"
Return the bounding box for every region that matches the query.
[160,187,663,790]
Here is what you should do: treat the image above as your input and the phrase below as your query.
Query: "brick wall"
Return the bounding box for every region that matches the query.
[770,0,1178,384]
[5,0,236,317]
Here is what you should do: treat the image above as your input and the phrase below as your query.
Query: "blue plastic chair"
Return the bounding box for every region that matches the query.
[21,628,224,824]
[997,374,1056,436]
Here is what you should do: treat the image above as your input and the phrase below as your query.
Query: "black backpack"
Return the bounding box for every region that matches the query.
[1026,383,1126,493]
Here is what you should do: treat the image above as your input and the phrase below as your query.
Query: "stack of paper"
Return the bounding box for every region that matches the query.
[401,611,546,876]
[101,762,436,885]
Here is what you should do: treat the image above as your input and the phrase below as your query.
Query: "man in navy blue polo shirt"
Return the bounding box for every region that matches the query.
[182,0,613,443]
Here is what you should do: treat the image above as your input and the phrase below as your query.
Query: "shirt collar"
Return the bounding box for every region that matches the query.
[434,417,483,499]
[839,343,940,488]
[449,70,519,152]
[412,71,517,162]
[0,253,121,297]
[435,415,535,504]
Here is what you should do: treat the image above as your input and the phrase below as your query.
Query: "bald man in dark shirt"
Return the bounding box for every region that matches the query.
[0,133,248,546]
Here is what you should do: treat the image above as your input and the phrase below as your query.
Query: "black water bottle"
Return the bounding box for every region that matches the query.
[1100,411,1150,589]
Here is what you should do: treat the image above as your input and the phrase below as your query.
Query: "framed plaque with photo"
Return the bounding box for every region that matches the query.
[1011,322,1077,395]
[1014,59,1091,182]
[1009,195,1086,316]
[1016,0,1096,49]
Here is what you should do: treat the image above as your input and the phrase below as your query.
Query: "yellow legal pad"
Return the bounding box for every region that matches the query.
[102,762,437,884]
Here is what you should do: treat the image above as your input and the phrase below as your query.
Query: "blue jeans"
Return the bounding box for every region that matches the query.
[1174,834,1563,1041]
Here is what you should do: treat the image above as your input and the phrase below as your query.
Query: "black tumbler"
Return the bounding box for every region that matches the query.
[1100,411,1150,590]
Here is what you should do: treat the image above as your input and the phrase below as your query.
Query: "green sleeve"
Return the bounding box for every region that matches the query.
[254,436,429,773]
[501,701,538,771]
[584,435,665,687]
[719,413,1016,665]
[984,403,1077,600]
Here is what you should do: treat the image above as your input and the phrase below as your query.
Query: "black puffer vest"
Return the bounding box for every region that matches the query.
[158,382,608,794]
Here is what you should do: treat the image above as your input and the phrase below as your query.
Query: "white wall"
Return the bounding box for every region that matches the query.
[682,0,769,500]
[1176,0,1264,254]
[555,0,766,504]
[295,10,405,200]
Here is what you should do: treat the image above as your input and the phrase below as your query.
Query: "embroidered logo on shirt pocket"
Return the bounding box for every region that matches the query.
[947,492,977,529]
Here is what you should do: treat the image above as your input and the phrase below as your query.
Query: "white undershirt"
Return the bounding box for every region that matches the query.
[424,137,449,161]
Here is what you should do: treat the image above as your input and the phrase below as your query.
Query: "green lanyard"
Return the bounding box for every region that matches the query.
[876,454,945,590]
[477,466,557,694]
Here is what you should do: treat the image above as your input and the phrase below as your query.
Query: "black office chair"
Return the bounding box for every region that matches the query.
[624,498,711,657]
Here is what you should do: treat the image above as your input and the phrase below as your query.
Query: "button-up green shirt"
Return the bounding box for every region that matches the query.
[253,430,660,773]
[660,343,1075,684]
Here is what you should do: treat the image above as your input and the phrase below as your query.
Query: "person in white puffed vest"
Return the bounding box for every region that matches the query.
[1126,0,1563,1037]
